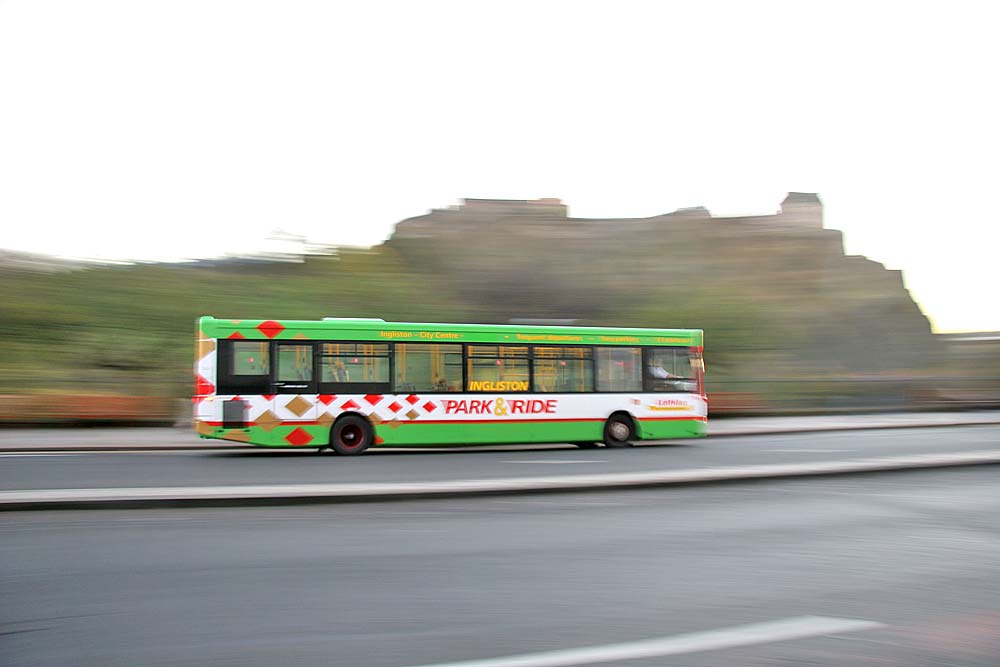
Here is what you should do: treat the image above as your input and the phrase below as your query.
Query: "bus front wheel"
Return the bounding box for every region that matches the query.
[329,415,373,455]
[603,414,635,448]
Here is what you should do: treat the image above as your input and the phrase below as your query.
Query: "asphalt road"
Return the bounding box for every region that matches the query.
[3,468,999,666]
[0,425,997,492]
[2,411,999,451]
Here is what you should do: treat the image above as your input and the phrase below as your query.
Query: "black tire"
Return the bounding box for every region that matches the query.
[602,414,634,448]
[571,441,601,449]
[329,415,374,455]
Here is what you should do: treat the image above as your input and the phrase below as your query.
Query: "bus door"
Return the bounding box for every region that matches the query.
[272,342,318,422]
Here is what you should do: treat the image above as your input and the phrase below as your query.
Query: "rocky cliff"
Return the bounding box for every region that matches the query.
[387,194,936,378]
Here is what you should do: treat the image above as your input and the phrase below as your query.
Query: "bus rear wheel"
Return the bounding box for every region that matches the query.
[329,415,373,455]
[603,414,635,448]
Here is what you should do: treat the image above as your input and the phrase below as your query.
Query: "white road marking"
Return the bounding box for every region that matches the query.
[502,460,608,464]
[403,616,885,667]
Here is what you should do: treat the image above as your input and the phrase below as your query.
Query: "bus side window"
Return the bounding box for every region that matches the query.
[277,345,313,381]
[532,347,593,392]
[317,343,391,394]
[394,343,463,393]
[595,347,642,392]
[217,340,271,395]
[467,345,529,391]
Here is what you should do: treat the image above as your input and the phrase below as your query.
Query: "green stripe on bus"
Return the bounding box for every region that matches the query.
[198,316,703,347]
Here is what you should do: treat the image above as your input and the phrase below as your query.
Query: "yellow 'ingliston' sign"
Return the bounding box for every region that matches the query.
[468,380,529,391]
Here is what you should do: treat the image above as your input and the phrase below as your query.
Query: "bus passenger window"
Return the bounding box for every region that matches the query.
[217,340,271,395]
[317,343,391,394]
[595,347,642,392]
[277,345,313,381]
[467,346,529,391]
[532,347,593,392]
[233,342,269,375]
[393,344,462,392]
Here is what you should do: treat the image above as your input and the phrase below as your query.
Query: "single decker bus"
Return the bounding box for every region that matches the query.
[194,317,706,454]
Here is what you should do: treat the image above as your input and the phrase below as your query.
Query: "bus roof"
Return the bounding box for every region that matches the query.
[198,316,703,347]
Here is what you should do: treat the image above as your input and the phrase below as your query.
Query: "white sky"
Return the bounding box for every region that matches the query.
[1,0,998,332]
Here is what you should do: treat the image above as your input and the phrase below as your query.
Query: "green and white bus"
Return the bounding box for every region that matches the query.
[194,317,706,454]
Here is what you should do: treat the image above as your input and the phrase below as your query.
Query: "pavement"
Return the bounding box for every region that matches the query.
[0,411,998,510]
[4,469,1000,666]
[709,409,1000,435]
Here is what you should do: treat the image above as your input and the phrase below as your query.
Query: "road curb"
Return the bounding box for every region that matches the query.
[3,450,999,510]
[706,417,1000,438]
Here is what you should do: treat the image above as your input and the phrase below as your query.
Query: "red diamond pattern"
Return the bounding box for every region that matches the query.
[195,374,215,396]
[256,320,285,339]
[228,331,245,339]
[341,399,360,410]
[422,401,437,413]
[388,401,403,413]
[364,394,383,405]
[318,394,337,405]
[262,394,275,401]
[284,427,314,446]
[406,394,420,405]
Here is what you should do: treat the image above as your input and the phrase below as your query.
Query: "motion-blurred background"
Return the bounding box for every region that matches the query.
[1,1,998,425]
[2,192,998,424]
